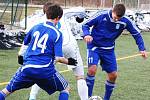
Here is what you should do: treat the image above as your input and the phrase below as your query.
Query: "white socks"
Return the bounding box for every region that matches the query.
[29,84,40,100]
[77,79,88,100]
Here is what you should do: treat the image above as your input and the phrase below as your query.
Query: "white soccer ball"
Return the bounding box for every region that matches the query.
[88,96,103,100]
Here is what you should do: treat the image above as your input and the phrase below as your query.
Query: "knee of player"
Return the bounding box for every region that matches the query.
[1,88,11,96]
[108,72,118,81]
[64,86,71,93]
[88,65,97,75]
[75,75,85,80]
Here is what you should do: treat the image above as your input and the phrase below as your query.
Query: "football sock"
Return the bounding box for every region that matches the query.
[77,79,88,100]
[59,91,69,100]
[29,84,40,100]
[0,91,6,100]
[104,80,116,100]
[86,74,95,97]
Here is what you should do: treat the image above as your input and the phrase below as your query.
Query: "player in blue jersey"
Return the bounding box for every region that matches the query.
[26,3,88,100]
[82,4,148,100]
[0,3,77,100]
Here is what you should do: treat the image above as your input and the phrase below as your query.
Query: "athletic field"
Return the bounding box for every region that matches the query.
[0,32,150,100]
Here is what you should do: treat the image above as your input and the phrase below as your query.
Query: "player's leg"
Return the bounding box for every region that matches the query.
[74,47,88,100]
[63,44,88,100]
[100,50,117,100]
[0,67,34,100]
[59,88,70,100]
[76,76,88,100]
[0,88,10,100]
[86,65,97,97]
[29,84,40,100]
[86,49,99,97]
[57,72,70,100]
[104,72,117,100]
[37,72,70,100]
[72,58,88,100]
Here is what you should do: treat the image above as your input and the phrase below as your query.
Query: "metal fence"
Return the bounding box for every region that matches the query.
[113,0,150,10]
[28,0,150,10]
[0,0,27,29]
[0,0,149,28]
[28,0,113,9]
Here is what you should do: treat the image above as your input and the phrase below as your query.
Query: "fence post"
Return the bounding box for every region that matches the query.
[25,0,28,29]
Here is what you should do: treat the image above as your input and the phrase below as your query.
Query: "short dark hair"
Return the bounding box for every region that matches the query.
[112,4,126,17]
[43,2,63,19]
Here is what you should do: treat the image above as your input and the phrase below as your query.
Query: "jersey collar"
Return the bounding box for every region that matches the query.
[45,20,55,26]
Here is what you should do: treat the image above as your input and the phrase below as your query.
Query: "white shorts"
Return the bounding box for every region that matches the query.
[62,40,84,76]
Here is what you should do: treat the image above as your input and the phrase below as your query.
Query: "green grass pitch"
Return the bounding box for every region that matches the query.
[0,32,150,100]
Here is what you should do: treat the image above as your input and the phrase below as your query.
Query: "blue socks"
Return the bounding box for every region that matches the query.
[104,80,116,100]
[0,91,6,100]
[86,74,95,97]
[59,91,69,100]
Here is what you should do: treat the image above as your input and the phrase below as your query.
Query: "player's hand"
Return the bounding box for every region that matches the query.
[84,35,93,43]
[18,55,23,65]
[140,50,148,59]
[68,58,77,66]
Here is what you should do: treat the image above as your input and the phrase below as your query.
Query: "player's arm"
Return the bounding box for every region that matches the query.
[82,12,100,43]
[126,18,148,59]
[18,44,28,65]
[55,57,77,65]
[18,29,32,65]
[64,7,86,19]
[54,31,77,65]
[82,11,101,36]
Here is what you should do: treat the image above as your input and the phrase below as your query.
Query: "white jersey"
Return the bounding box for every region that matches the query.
[59,15,75,46]
[59,7,86,76]
[60,7,86,45]
[24,7,86,46]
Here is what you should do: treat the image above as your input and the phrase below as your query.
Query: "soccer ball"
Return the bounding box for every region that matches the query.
[88,96,103,100]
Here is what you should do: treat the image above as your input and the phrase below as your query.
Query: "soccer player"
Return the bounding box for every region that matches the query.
[0,3,77,100]
[28,4,88,100]
[82,3,148,100]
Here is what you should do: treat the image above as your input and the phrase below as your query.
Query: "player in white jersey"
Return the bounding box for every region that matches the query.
[21,4,88,100]
[59,7,89,100]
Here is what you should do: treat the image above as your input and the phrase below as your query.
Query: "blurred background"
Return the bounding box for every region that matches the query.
[0,0,150,49]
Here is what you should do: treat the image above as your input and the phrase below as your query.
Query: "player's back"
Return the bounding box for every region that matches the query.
[22,21,63,78]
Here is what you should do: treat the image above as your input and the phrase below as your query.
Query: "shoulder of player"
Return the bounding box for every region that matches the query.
[42,22,60,33]
[121,15,133,23]
[48,26,62,41]
[119,16,138,29]
[37,23,62,40]
[48,27,62,39]
[90,10,109,20]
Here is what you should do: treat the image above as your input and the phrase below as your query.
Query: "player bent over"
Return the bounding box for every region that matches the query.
[82,3,148,100]
[0,3,77,100]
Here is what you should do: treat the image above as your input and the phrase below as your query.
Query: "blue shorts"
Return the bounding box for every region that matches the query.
[6,67,69,95]
[87,49,117,73]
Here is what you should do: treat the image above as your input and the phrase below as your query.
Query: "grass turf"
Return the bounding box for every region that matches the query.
[0,32,150,100]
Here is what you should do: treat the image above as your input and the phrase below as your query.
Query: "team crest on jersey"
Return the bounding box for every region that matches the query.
[116,24,120,29]
[103,17,107,21]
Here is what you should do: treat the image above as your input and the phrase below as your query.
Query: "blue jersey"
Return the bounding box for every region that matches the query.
[22,21,63,78]
[82,10,145,51]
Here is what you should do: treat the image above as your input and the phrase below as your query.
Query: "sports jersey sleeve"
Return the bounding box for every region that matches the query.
[64,7,86,19]
[23,28,33,45]
[126,18,146,51]
[82,13,99,37]
[54,31,63,57]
